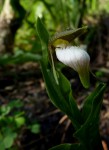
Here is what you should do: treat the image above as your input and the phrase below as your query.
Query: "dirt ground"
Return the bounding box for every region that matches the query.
[0,60,109,150]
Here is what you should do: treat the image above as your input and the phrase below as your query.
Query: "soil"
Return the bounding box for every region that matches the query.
[0,60,109,150]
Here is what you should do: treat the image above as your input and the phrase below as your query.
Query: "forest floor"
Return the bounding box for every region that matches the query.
[0,60,109,150]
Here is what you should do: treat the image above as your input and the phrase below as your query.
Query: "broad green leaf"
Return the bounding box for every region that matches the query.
[0,53,41,65]
[58,72,71,96]
[69,92,83,129]
[58,72,82,129]
[49,143,83,150]
[12,52,41,64]
[82,83,106,121]
[0,134,5,150]
[30,124,40,134]
[37,17,49,45]
[3,133,17,148]
[41,60,82,129]
[0,140,5,150]
[15,117,25,128]
[37,17,49,64]
[0,105,11,116]
[74,83,106,150]
[41,60,70,115]
[8,99,23,108]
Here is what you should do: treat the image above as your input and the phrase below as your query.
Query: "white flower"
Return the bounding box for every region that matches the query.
[55,46,90,88]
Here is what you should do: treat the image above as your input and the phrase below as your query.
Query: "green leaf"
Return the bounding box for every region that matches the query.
[49,143,82,150]
[74,83,106,150]
[69,92,83,129]
[41,61,70,115]
[37,17,49,45]
[15,117,25,128]
[41,61,81,129]
[58,72,82,129]
[3,133,17,148]
[0,105,11,116]
[58,72,71,96]
[0,140,5,150]
[0,134,5,150]
[30,124,40,134]
[8,99,23,109]
[12,52,41,64]
[37,17,49,63]
[82,83,106,121]
[0,52,41,65]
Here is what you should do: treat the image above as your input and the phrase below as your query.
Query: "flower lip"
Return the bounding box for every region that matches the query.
[55,46,90,72]
[55,46,90,88]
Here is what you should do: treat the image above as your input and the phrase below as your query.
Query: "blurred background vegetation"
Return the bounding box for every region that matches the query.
[0,0,109,150]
